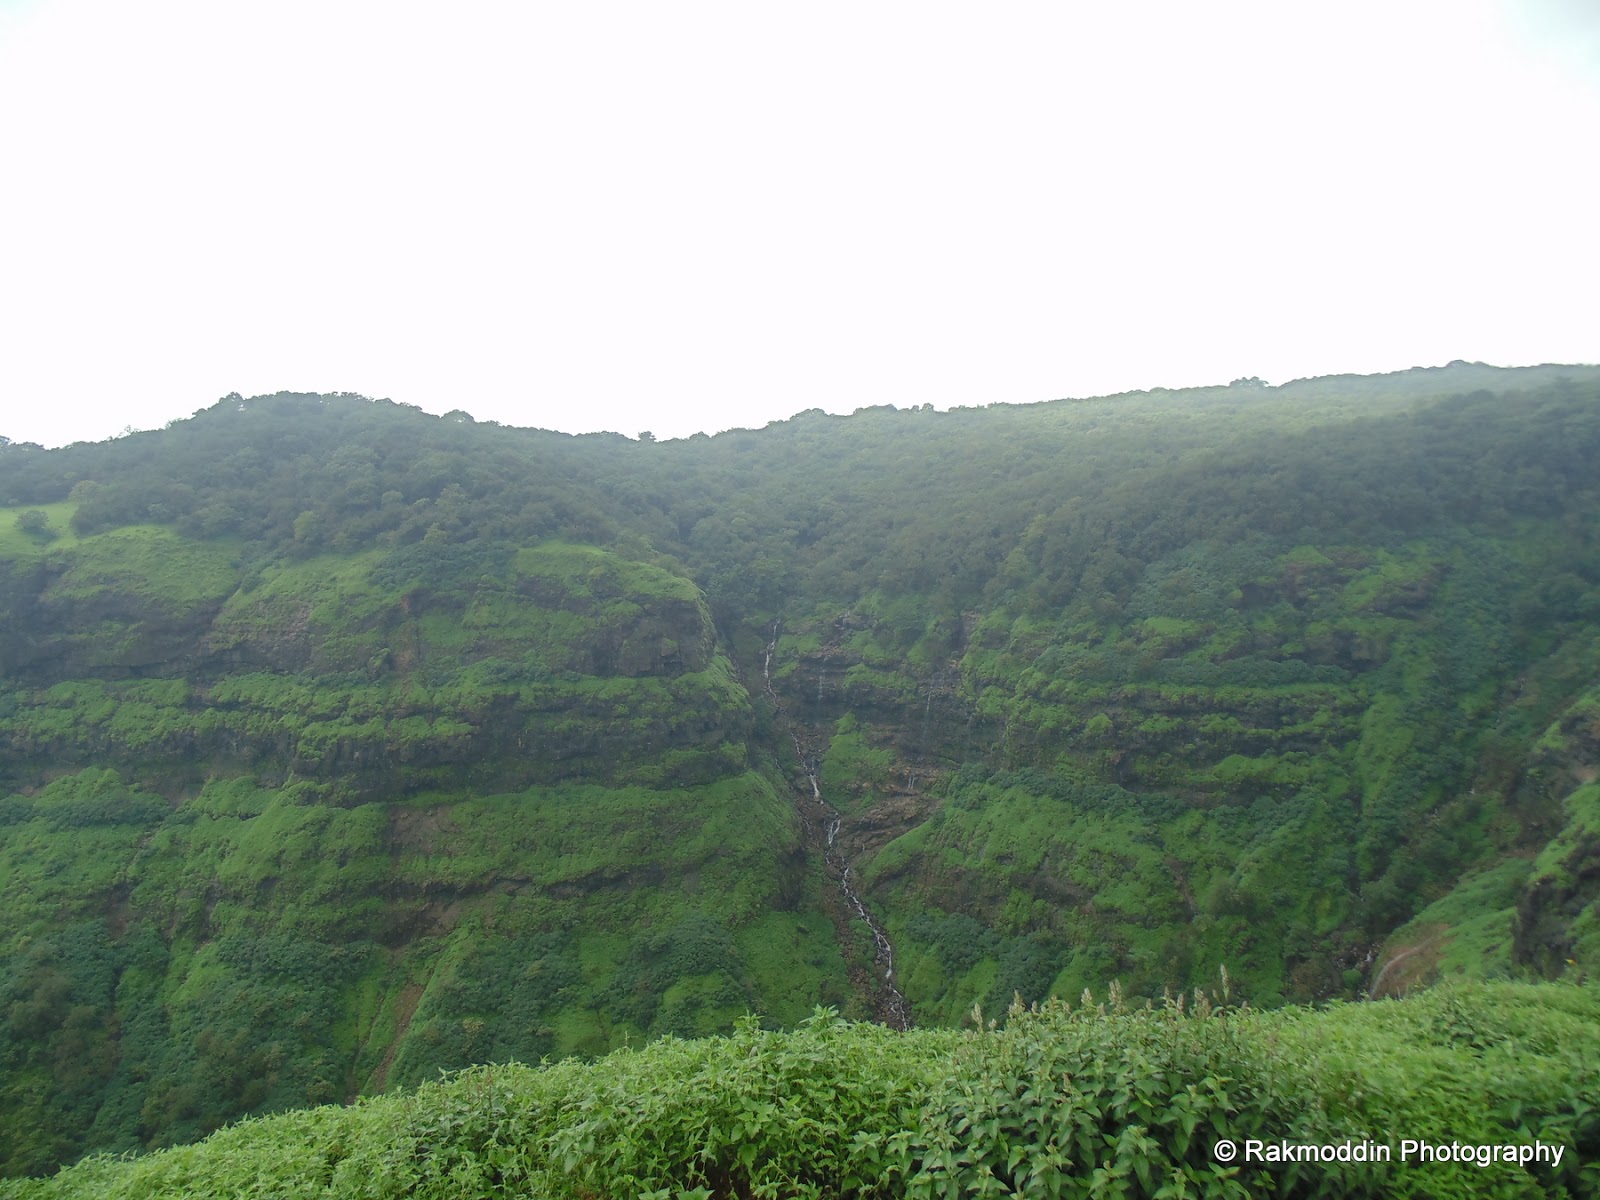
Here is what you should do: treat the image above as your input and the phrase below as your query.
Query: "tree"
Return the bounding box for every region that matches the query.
[14,509,56,542]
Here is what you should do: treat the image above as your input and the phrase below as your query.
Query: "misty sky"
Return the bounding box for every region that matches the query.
[1,0,1596,447]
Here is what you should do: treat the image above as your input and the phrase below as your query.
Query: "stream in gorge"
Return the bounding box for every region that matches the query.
[765,624,911,1030]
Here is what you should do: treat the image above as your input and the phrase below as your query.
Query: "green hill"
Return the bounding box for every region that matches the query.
[2,363,1599,1179]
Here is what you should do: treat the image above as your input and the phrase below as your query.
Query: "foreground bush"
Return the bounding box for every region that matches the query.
[4,981,1596,1199]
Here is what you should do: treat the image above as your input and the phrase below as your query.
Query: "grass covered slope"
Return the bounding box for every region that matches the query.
[5,982,1596,1200]
[0,519,844,1173]
[857,529,1570,1012]
[0,532,745,792]
[749,379,1600,1013]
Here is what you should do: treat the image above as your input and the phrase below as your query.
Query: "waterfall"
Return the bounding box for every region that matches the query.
[765,623,910,1030]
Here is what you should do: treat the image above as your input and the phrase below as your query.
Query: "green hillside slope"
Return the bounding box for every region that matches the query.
[2,364,1599,1175]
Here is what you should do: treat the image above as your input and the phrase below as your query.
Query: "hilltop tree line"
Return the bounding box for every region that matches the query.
[2,370,1597,629]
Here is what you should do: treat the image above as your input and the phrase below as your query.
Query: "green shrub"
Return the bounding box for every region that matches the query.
[8,982,1595,1200]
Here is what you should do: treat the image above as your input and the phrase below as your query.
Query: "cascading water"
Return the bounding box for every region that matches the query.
[765,622,910,1029]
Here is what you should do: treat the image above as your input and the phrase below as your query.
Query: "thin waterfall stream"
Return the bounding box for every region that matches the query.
[765,623,910,1029]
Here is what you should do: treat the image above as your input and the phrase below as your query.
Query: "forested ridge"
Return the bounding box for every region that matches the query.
[2,361,1599,1190]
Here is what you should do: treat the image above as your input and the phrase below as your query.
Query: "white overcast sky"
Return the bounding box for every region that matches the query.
[1,0,1596,446]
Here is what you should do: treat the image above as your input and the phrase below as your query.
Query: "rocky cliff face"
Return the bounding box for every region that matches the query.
[1512,690,1600,975]
[0,536,745,796]
[0,521,844,1174]
[746,527,1600,1021]
[0,529,238,680]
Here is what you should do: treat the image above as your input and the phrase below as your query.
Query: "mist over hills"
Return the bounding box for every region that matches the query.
[2,361,1599,1177]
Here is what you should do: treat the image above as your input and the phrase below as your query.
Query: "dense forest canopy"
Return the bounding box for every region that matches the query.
[2,361,1599,1179]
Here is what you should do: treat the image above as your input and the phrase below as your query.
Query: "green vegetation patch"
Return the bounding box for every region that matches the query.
[7,982,1596,1199]
[513,541,702,607]
[0,503,81,555]
[820,718,898,811]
